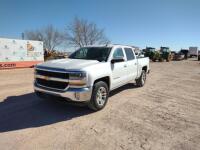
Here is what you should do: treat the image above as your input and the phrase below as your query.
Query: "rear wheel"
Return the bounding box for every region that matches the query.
[167,54,172,62]
[136,70,146,87]
[88,81,109,111]
[159,58,164,62]
[152,59,156,62]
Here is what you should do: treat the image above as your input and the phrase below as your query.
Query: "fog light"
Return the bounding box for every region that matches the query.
[75,92,80,100]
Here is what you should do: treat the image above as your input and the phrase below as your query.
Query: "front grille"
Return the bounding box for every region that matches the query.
[36,69,69,79]
[36,78,68,90]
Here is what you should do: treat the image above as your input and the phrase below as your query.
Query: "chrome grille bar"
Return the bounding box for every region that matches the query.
[35,74,69,82]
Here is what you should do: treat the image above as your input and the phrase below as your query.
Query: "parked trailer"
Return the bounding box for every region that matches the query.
[0,38,44,69]
[189,47,198,57]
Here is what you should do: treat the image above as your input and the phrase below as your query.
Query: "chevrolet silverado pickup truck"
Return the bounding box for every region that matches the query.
[34,45,150,111]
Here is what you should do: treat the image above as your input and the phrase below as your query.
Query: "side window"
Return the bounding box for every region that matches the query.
[113,48,124,59]
[124,48,135,60]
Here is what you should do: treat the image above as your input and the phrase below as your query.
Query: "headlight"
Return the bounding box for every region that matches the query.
[69,72,86,80]
[69,71,87,87]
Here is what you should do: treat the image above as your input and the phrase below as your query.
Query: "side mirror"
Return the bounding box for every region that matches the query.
[111,57,125,64]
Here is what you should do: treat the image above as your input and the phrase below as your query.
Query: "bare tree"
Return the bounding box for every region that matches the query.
[65,18,110,47]
[25,25,64,50]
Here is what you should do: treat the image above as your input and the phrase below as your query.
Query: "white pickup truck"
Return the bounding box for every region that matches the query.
[34,45,150,111]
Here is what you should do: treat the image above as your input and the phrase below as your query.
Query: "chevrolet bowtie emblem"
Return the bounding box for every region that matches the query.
[44,76,49,80]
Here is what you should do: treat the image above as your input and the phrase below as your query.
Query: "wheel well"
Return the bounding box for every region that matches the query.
[142,66,147,72]
[94,76,110,90]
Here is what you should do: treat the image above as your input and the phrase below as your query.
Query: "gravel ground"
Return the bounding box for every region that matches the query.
[0,59,200,150]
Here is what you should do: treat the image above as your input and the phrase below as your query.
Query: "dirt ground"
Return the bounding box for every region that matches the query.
[0,59,200,150]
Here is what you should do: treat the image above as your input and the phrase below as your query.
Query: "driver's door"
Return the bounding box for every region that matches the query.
[110,47,128,89]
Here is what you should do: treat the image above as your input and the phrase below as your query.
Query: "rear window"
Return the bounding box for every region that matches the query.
[124,48,135,60]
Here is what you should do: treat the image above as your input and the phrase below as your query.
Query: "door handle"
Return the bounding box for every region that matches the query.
[124,64,127,68]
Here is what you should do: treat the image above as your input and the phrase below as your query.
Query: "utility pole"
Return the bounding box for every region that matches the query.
[21,33,24,40]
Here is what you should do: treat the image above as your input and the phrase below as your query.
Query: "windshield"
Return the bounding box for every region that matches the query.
[146,48,155,52]
[149,48,155,52]
[69,47,112,62]
[161,47,170,52]
[162,48,169,52]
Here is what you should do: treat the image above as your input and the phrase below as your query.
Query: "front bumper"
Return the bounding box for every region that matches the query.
[34,85,92,102]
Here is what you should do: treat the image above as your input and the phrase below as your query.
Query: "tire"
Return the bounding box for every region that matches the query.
[166,56,171,62]
[136,70,146,87]
[159,58,164,62]
[88,81,109,111]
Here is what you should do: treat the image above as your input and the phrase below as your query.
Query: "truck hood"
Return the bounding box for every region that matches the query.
[37,59,99,70]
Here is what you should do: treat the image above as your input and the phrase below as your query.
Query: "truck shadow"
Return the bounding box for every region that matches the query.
[0,83,138,133]
[0,93,93,133]
[109,83,139,97]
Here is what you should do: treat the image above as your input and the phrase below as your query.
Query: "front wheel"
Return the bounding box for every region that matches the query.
[88,81,109,111]
[136,70,146,87]
[159,58,164,62]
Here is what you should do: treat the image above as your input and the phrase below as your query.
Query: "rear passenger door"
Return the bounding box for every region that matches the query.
[124,48,138,81]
